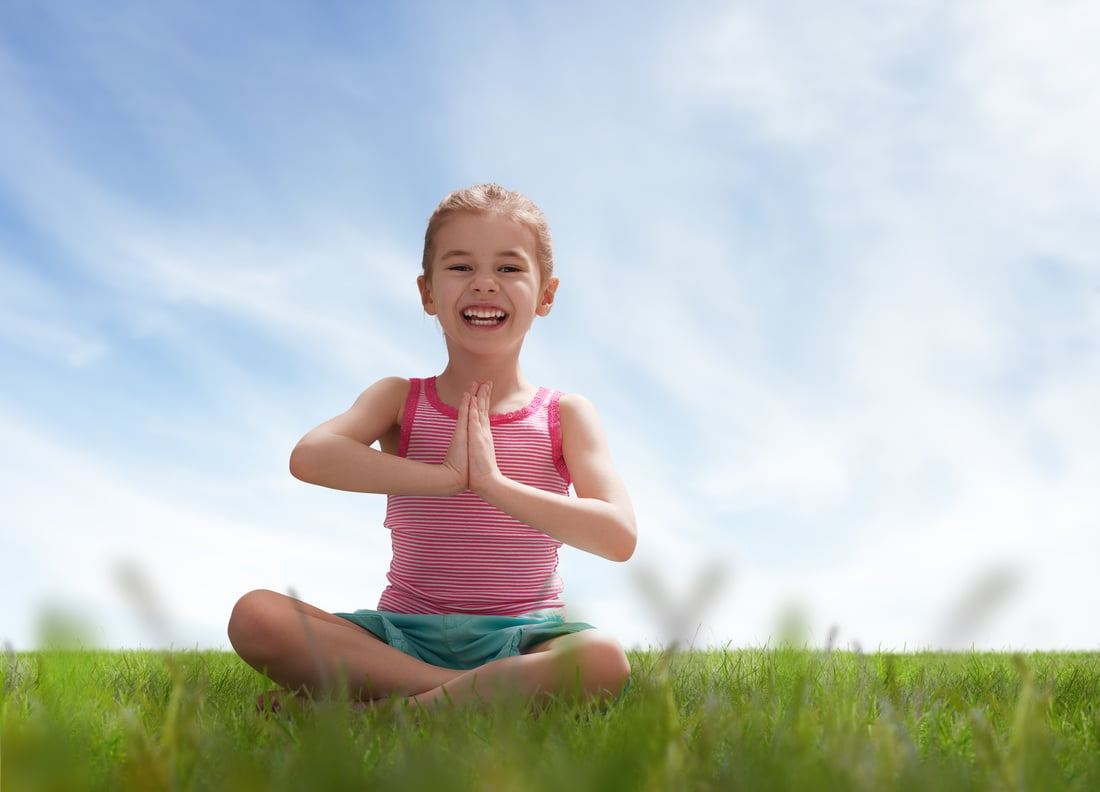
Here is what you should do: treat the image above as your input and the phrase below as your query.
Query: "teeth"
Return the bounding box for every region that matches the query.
[463,308,506,324]
[464,308,505,319]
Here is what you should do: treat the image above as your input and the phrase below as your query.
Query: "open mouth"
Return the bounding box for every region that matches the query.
[462,308,508,327]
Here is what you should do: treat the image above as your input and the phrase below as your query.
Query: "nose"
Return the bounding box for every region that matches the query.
[471,270,499,293]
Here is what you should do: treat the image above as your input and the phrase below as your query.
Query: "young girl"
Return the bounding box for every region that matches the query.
[228,184,637,710]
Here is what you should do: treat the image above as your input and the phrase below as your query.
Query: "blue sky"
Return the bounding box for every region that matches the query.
[2,0,1098,652]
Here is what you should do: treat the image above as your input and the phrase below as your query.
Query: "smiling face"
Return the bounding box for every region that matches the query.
[418,211,558,355]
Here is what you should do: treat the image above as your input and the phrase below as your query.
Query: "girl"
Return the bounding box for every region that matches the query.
[228,184,636,710]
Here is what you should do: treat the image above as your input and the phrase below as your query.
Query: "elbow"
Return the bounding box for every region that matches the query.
[608,525,637,563]
[288,439,321,484]
[616,539,637,563]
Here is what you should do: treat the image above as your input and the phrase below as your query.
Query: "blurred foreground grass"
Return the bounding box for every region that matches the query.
[2,647,1099,790]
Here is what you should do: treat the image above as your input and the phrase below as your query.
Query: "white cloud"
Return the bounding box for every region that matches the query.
[2,1,1097,654]
[953,0,1100,174]
[0,404,394,650]
[598,1,1100,651]
[0,257,109,367]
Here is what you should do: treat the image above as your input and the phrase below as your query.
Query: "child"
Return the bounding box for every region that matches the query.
[228,184,637,711]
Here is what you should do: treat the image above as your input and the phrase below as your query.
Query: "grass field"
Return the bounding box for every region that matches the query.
[2,646,1098,790]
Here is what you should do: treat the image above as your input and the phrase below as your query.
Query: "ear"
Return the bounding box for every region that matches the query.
[417,275,437,316]
[535,276,559,317]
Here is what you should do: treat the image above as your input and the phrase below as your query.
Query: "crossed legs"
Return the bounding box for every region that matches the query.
[227,590,630,709]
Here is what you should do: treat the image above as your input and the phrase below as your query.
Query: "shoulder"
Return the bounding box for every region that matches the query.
[556,393,608,444]
[349,376,413,420]
[298,376,413,447]
[557,392,597,420]
[359,376,412,402]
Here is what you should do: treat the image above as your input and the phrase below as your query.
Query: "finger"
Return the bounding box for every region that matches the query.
[477,381,492,413]
[470,391,488,433]
[443,392,472,490]
[465,387,489,439]
[454,393,472,450]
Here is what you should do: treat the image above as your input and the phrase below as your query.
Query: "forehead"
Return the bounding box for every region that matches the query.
[432,211,538,260]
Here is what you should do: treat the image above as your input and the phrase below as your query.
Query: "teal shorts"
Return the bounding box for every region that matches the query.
[333,609,595,671]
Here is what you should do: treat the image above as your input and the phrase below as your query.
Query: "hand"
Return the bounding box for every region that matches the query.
[441,381,501,495]
[440,386,472,494]
[465,381,502,494]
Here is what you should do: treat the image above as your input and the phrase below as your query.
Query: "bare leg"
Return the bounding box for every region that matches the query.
[408,629,631,710]
[227,589,462,701]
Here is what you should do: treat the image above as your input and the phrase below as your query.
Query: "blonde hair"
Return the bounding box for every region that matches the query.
[422,184,554,282]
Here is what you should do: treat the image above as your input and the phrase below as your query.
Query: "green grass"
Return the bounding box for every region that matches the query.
[2,647,1098,790]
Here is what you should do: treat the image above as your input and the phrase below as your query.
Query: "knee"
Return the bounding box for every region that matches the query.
[227,589,284,660]
[574,632,631,697]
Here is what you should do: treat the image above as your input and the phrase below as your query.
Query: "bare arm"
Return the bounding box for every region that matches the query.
[289,377,466,496]
[467,385,637,562]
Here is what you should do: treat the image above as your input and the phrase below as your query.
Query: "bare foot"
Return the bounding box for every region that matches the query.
[255,689,308,714]
[257,689,389,715]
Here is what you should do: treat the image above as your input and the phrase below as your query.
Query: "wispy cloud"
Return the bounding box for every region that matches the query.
[1,1,1097,651]
[568,0,1100,649]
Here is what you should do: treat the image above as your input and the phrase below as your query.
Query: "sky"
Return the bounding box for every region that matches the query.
[1,0,1098,653]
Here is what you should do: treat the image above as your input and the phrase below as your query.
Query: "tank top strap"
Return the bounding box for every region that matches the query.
[397,377,426,458]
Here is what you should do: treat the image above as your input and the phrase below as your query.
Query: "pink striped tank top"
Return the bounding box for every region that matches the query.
[378,377,572,616]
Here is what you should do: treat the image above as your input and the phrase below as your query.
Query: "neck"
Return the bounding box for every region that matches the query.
[434,345,533,408]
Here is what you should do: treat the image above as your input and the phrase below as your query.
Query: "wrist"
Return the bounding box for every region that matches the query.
[434,461,468,497]
[471,469,508,503]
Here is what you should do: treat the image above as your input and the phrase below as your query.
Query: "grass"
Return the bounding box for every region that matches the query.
[2,646,1099,790]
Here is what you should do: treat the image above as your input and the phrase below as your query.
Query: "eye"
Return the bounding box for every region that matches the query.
[447,263,473,272]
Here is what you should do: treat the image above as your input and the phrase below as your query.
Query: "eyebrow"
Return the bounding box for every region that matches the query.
[439,249,529,261]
